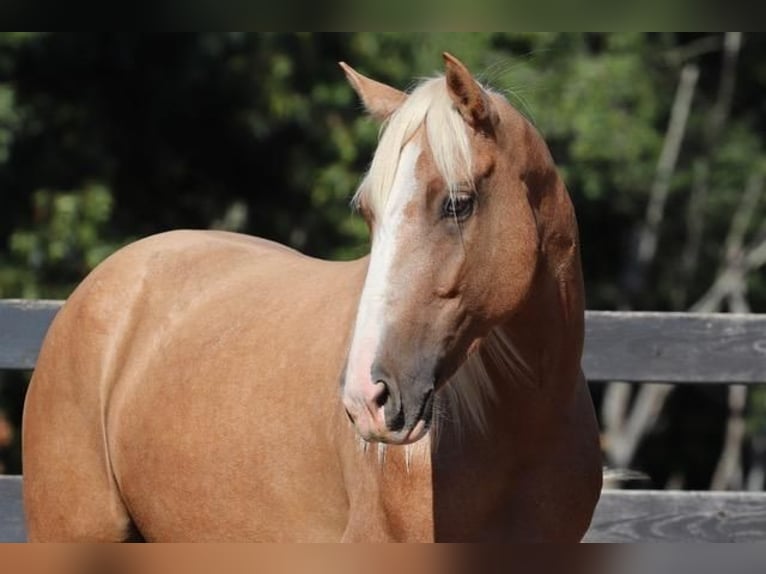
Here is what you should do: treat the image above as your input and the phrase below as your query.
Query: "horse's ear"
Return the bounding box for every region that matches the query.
[443,52,494,132]
[339,62,406,121]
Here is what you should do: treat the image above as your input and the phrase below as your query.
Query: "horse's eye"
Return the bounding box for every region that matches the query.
[441,194,475,221]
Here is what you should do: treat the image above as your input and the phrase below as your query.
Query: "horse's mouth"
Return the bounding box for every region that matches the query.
[360,418,431,445]
[401,418,431,444]
[355,391,435,445]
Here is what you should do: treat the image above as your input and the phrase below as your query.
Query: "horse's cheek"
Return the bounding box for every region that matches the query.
[479,205,539,321]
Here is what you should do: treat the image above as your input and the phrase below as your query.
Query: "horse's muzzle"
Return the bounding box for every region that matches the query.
[342,371,435,445]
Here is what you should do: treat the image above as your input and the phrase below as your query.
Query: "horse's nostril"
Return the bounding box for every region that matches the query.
[374,380,390,408]
[345,409,355,424]
[370,364,405,431]
[387,407,406,432]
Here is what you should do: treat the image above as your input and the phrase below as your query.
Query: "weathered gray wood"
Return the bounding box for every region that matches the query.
[1,302,765,383]
[585,489,766,542]
[0,475,25,542]
[3,478,766,542]
[583,311,766,383]
[0,299,61,370]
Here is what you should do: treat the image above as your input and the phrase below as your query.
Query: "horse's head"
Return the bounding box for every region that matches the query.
[341,54,571,445]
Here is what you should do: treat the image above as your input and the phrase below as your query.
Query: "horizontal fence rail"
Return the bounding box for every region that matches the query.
[0,476,24,542]
[2,475,766,543]
[584,311,766,383]
[585,489,766,542]
[2,300,765,382]
[0,300,62,370]
[1,299,765,542]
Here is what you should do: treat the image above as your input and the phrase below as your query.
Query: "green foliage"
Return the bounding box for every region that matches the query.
[0,32,764,310]
[0,85,17,164]
[749,388,766,438]
[0,183,120,298]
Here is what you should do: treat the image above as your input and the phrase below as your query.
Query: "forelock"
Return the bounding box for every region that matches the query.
[353,76,475,217]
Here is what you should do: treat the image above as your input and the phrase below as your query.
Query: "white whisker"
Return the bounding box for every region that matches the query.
[377,443,387,465]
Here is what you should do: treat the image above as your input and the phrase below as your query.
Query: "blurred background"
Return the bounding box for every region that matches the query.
[0,33,764,490]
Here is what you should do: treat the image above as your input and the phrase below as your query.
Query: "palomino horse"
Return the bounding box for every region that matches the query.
[22,53,601,541]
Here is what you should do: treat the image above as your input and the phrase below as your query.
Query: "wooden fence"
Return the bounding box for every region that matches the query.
[1,299,765,542]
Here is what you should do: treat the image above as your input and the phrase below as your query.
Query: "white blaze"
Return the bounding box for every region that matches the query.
[345,142,422,393]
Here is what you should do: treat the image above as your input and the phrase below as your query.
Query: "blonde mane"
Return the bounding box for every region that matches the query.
[437,328,536,443]
[353,76,474,216]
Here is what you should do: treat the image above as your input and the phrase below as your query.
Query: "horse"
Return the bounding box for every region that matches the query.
[22,53,602,542]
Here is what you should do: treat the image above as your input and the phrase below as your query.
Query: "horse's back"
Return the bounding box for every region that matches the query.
[23,230,365,541]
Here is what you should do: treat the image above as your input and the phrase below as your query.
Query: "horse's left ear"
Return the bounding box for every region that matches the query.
[443,52,494,132]
[339,62,406,121]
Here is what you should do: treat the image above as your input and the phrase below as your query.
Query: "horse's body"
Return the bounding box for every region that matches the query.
[22,55,602,541]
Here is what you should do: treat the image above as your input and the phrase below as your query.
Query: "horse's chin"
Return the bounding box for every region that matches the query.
[358,419,431,446]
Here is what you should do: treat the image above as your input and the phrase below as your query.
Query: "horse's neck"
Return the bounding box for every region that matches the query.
[337,253,590,541]
[442,257,585,441]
